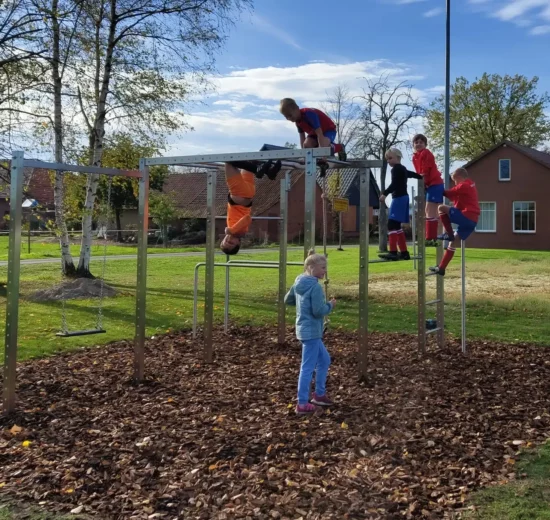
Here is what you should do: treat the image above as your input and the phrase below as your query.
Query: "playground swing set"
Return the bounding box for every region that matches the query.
[2,147,467,415]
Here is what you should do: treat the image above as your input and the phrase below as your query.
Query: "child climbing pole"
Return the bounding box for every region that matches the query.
[379,148,422,261]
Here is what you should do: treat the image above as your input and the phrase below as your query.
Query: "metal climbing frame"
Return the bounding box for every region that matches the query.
[2,152,147,415]
[143,147,334,362]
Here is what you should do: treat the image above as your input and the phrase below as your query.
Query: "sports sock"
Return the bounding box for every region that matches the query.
[440,246,456,270]
[396,230,407,252]
[440,213,454,236]
[388,232,398,252]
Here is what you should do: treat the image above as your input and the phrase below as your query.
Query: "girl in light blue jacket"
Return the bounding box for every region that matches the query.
[285,250,336,415]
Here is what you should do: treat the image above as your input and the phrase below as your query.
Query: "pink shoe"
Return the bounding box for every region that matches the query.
[311,393,334,406]
[295,403,317,415]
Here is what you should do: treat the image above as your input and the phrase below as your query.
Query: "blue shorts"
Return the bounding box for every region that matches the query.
[449,207,477,240]
[426,183,444,203]
[309,130,337,143]
[389,195,409,224]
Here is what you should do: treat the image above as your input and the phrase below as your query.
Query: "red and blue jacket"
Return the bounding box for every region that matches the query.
[296,108,336,136]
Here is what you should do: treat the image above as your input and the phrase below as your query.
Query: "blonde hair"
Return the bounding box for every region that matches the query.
[304,249,326,273]
[454,167,468,177]
[279,97,299,113]
[385,148,403,160]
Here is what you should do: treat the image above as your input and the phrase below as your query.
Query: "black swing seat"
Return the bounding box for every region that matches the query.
[56,329,106,338]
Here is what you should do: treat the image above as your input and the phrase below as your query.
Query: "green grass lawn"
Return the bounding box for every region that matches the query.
[465,442,550,519]
[1,245,549,363]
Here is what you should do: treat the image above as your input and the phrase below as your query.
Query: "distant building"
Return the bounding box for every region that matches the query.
[465,141,550,251]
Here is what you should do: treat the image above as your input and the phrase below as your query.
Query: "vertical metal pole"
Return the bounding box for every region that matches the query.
[3,151,25,414]
[204,170,217,362]
[277,172,289,344]
[338,212,343,251]
[193,264,200,338]
[27,226,30,254]
[439,0,452,349]
[411,186,417,270]
[224,254,229,334]
[134,159,149,382]
[417,183,426,355]
[358,167,369,381]
[436,244,445,348]
[322,175,328,303]
[303,149,316,258]
[461,240,466,354]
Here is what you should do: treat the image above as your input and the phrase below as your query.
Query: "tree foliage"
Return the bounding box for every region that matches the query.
[149,191,182,248]
[425,74,550,162]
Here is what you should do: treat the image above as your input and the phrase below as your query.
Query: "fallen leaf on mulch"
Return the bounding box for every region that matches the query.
[0,326,550,519]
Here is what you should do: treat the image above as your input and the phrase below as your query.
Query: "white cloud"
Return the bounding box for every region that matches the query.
[166,61,441,158]
[530,24,550,34]
[212,60,425,105]
[424,7,443,17]
[469,0,550,33]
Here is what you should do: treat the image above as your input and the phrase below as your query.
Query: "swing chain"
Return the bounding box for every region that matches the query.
[96,177,113,330]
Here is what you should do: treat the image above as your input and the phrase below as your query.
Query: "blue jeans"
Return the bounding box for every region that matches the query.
[297,338,331,405]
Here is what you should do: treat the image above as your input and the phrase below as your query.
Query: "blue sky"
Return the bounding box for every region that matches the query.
[172,0,550,176]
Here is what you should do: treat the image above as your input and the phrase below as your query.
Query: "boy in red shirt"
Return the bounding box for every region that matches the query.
[220,160,281,255]
[412,134,445,245]
[279,98,346,161]
[429,167,480,276]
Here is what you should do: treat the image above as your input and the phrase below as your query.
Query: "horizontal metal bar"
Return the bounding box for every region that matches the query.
[368,256,422,264]
[195,262,282,269]
[23,160,141,178]
[215,216,283,221]
[144,148,332,166]
[228,260,303,266]
[426,327,442,335]
[56,329,106,337]
[426,299,441,305]
[426,272,438,276]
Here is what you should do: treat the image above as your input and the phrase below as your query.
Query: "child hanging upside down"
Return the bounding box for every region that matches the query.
[279,98,347,161]
[412,134,445,245]
[220,160,281,255]
[429,167,480,276]
[379,148,422,261]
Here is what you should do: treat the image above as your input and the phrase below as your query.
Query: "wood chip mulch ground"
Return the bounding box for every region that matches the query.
[1,327,550,520]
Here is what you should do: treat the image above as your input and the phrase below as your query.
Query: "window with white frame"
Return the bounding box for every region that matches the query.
[477,202,496,232]
[499,159,511,181]
[513,201,536,233]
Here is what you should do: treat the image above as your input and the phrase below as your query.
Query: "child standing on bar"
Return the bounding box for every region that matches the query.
[379,148,422,261]
[220,160,281,255]
[279,98,346,161]
[412,134,445,245]
[285,250,336,415]
[430,167,479,276]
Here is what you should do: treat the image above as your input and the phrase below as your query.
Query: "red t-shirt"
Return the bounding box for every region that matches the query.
[444,179,480,222]
[412,148,444,188]
[296,108,336,136]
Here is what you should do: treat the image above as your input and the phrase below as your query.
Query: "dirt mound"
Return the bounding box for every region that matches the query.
[1,327,550,519]
[29,278,117,302]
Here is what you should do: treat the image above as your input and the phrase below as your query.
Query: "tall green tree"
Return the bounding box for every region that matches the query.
[425,74,550,162]
[99,133,168,241]
[72,0,250,277]
[149,191,182,248]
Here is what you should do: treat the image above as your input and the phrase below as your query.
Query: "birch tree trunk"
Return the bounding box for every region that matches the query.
[51,0,75,276]
[76,0,115,277]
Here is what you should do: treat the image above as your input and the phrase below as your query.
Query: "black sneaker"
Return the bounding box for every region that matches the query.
[378,252,399,261]
[429,266,445,276]
[437,232,455,242]
[398,251,411,260]
[266,160,282,180]
[425,239,440,247]
[319,162,329,178]
[230,161,259,174]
